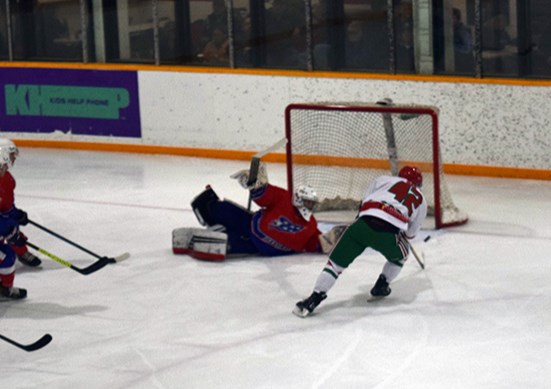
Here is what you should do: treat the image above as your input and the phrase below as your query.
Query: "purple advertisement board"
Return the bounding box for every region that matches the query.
[0,67,141,138]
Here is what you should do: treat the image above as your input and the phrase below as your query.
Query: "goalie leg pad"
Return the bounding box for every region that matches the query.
[188,230,228,261]
[172,228,208,254]
[191,185,220,226]
[173,228,227,260]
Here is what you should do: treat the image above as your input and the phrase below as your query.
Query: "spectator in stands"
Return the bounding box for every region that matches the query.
[201,0,244,65]
[360,5,391,72]
[395,0,415,72]
[482,13,513,51]
[482,13,516,74]
[235,15,253,67]
[264,0,306,68]
[37,4,72,58]
[396,28,415,72]
[205,0,228,37]
[311,0,331,69]
[191,19,209,61]
[453,8,472,54]
[453,8,474,73]
[345,21,369,69]
[201,27,229,66]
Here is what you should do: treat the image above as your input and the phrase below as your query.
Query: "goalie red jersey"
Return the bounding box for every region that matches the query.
[249,184,321,255]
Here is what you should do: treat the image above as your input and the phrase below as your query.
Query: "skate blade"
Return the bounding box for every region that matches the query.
[292,306,310,318]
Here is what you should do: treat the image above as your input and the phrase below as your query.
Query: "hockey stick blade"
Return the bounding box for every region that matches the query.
[0,333,52,352]
[252,137,287,159]
[26,242,110,276]
[74,257,111,275]
[249,137,287,184]
[106,252,131,264]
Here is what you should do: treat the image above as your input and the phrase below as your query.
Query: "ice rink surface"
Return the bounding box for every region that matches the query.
[1,148,550,389]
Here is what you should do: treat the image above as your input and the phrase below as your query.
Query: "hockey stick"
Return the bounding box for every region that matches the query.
[0,333,52,352]
[247,137,287,210]
[25,241,111,275]
[27,219,130,264]
[377,98,399,176]
[408,241,425,270]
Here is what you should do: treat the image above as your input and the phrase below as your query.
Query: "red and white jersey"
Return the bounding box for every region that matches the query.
[250,184,321,254]
[358,175,427,238]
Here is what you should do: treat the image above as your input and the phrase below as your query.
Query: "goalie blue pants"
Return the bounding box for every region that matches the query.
[210,200,292,256]
[210,200,258,254]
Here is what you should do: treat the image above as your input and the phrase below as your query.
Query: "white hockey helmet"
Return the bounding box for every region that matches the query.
[0,138,18,169]
[293,184,319,221]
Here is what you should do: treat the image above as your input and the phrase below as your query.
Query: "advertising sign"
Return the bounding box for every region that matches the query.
[0,67,141,137]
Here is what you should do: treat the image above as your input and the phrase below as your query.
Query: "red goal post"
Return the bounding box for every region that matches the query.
[284,101,468,229]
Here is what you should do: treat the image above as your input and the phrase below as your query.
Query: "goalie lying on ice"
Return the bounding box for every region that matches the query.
[172,163,346,261]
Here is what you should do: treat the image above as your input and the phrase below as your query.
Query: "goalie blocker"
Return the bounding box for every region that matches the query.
[172,228,228,261]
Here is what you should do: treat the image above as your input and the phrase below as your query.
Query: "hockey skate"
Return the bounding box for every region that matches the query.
[0,285,27,300]
[292,291,327,318]
[17,252,42,267]
[370,274,391,298]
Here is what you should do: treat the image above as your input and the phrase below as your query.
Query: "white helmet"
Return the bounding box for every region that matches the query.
[0,138,18,169]
[293,185,319,221]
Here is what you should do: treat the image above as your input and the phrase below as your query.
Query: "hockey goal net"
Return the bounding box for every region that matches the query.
[285,101,468,229]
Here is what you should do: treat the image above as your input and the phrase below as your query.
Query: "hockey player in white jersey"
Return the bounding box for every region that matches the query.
[293,166,428,317]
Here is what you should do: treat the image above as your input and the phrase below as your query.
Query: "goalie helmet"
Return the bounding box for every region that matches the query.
[0,138,18,169]
[399,166,423,187]
[293,185,319,221]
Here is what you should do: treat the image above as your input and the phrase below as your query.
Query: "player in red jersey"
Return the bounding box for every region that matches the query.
[0,139,36,299]
[172,163,344,261]
[0,139,42,268]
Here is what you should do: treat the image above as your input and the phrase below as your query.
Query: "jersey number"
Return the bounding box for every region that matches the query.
[388,182,423,216]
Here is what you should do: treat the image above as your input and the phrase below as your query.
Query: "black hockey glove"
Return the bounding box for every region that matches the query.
[15,209,28,226]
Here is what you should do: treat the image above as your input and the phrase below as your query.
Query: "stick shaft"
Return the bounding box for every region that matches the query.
[29,219,101,259]
[408,241,425,269]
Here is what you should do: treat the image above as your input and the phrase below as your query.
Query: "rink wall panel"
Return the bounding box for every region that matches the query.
[1,64,550,177]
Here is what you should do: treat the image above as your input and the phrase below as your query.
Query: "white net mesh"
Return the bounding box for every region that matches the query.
[285,102,468,228]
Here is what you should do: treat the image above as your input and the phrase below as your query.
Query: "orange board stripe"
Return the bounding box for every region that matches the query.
[2,61,551,87]
[12,139,551,181]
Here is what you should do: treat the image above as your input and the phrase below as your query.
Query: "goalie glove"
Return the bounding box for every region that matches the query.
[230,162,268,190]
[318,224,348,254]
